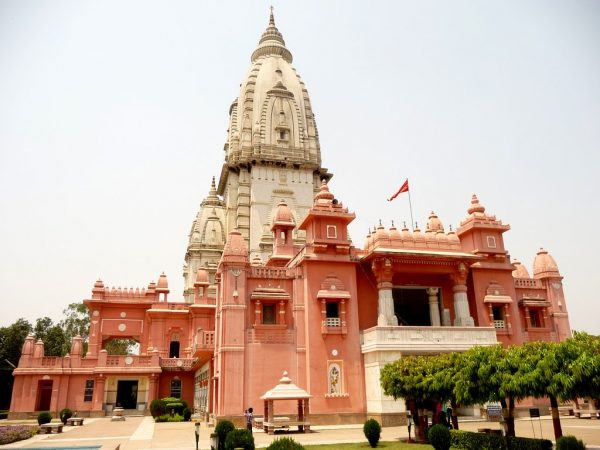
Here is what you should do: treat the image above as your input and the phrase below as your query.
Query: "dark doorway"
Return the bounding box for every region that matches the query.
[116,380,138,409]
[392,288,430,326]
[35,380,53,411]
[169,341,180,358]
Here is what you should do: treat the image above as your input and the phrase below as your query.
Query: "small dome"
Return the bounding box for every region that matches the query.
[222,229,249,258]
[427,211,444,232]
[156,272,169,290]
[251,254,263,266]
[467,194,486,215]
[94,279,104,288]
[374,223,389,243]
[194,268,209,286]
[533,248,560,276]
[413,225,425,246]
[436,230,448,246]
[447,229,460,245]
[273,200,294,226]
[389,223,401,245]
[315,180,335,202]
[251,10,293,63]
[512,259,531,278]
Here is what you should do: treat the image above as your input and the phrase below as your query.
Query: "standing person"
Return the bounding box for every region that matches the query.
[246,407,253,433]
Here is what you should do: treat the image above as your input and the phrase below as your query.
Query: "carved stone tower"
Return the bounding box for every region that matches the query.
[184,10,331,300]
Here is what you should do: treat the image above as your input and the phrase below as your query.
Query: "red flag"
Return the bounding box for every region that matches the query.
[387,179,409,202]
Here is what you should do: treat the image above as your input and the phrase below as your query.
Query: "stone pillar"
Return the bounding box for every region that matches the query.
[426,287,441,326]
[148,374,157,405]
[267,399,274,434]
[304,399,310,431]
[452,284,474,327]
[93,375,106,414]
[377,281,398,326]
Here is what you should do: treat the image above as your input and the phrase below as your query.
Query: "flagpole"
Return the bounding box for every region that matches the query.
[407,190,415,232]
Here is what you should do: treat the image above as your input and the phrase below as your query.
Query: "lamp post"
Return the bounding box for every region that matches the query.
[407,413,413,443]
[194,421,200,450]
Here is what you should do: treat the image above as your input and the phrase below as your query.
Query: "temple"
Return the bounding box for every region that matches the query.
[9,12,571,425]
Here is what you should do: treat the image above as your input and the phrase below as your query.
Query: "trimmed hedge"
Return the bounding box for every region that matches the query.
[429,424,451,450]
[556,435,586,450]
[37,411,53,425]
[224,428,255,450]
[215,420,235,450]
[450,430,552,450]
[363,418,382,448]
[150,397,189,419]
[266,437,306,450]
[0,425,37,445]
[155,413,184,422]
[60,407,73,424]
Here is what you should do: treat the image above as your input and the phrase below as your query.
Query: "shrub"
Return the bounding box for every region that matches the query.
[429,424,452,450]
[224,428,255,450]
[183,407,192,421]
[363,418,382,448]
[37,411,53,425]
[0,425,37,445]
[450,429,552,450]
[215,419,235,450]
[507,436,553,450]
[150,399,166,418]
[155,413,184,422]
[556,436,586,450]
[266,437,306,450]
[60,407,73,424]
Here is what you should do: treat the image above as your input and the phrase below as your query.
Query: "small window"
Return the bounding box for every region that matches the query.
[279,130,286,140]
[326,302,339,318]
[325,302,340,327]
[84,380,94,402]
[486,236,497,248]
[170,378,182,399]
[263,304,276,324]
[530,310,541,328]
[326,225,337,239]
[492,306,505,329]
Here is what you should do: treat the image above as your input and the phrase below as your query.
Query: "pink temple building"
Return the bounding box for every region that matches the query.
[9,12,571,425]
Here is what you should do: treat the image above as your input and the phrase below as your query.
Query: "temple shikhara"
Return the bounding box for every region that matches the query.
[9,12,571,425]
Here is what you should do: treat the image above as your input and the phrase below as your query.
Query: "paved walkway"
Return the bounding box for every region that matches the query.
[3,416,600,449]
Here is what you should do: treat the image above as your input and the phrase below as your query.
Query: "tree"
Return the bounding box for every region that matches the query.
[381,355,437,441]
[105,338,137,355]
[428,352,463,429]
[0,318,32,409]
[34,317,68,357]
[60,303,89,339]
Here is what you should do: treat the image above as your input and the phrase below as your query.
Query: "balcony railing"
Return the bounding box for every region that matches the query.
[103,355,155,368]
[324,317,341,327]
[160,358,195,371]
[193,331,215,353]
[361,325,498,354]
[493,320,506,329]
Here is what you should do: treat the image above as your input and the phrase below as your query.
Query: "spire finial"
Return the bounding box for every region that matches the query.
[269,6,275,25]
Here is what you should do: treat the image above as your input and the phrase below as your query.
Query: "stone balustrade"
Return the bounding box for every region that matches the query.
[361,325,498,354]
[159,357,195,371]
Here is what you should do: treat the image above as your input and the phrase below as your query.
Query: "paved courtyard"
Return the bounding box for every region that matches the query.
[2,416,600,449]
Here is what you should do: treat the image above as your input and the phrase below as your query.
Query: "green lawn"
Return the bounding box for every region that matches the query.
[304,442,432,450]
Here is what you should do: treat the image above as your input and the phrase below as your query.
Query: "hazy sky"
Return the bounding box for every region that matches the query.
[1,1,599,335]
